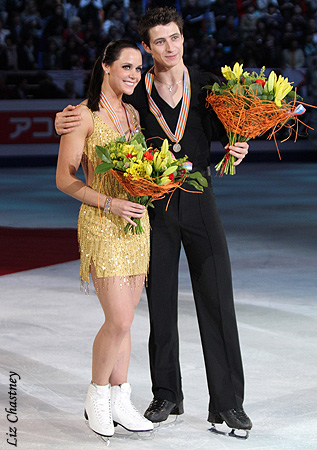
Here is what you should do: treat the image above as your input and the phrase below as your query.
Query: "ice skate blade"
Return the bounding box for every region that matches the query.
[154,415,181,429]
[209,424,249,440]
[98,435,111,446]
[112,424,154,440]
[84,419,111,446]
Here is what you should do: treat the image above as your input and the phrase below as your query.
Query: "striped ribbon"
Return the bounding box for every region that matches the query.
[100,90,136,138]
[145,67,191,144]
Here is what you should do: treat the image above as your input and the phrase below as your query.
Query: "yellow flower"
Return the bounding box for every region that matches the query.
[222,63,243,81]
[232,62,243,79]
[136,150,143,160]
[153,153,162,171]
[145,163,153,176]
[162,166,177,176]
[160,139,169,156]
[122,144,134,154]
[221,65,235,80]
[157,176,170,185]
[265,70,277,93]
[274,75,293,106]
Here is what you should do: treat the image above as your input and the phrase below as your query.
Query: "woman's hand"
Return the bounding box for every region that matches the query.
[110,198,146,227]
[55,105,82,135]
[225,141,249,166]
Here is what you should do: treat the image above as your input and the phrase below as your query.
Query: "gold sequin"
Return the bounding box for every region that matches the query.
[77,111,150,286]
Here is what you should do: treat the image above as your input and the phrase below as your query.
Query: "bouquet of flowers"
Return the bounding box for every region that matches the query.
[95,132,207,234]
[204,63,309,176]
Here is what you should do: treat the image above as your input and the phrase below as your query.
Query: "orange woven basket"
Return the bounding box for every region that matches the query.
[205,89,310,142]
[111,169,185,200]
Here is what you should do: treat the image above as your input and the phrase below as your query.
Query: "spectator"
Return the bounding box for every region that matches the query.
[63,0,80,27]
[124,17,141,45]
[183,36,200,68]
[78,0,102,28]
[213,0,236,30]
[236,0,256,17]
[282,38,306,69]
[213,42,226,68]
[41,36,61,70]
[182,0,207,40]
[62,15,84,47]
[82,18,101,50]
[199,35,217,71]
[306,18,317,48]
[60,35,82,69]
[82,32,99,69]
[256,0,278,15]
[281,21,297,49]
[304,33,317,66]
[254,18,267,46]
[17,31,38,69]
[101,5,124,38]
[262,32,281,67]
[8,12,22,43]
[262,3,283,43]
[0,17,10,46]
[279,0,294,22]
[2,33,18,69]
[239,4,260,40]
[215,14,239,61]
[20,0,42,35]
[239,33,259,67]
[307,0,317,15]
[290,4,307,44]
[43,3,68,48]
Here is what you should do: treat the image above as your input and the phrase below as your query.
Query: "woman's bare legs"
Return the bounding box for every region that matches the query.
[90,263,145,385]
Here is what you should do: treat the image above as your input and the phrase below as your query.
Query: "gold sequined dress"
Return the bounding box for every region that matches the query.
[77,109,150,285]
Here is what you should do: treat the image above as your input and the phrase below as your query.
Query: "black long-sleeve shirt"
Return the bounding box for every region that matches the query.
[124,66,227,171]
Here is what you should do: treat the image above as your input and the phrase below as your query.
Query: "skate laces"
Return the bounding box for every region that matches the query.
[92,393,112,425]
[121,392,144,418]
[234,409,248,420]
[148,398,169,412]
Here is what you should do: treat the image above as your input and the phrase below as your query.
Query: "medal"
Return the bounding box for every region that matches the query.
[145,67,191,149]
[173,143,181,152]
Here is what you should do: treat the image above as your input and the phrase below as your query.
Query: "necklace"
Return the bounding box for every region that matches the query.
[154,74,183,92]
[145,67,190,153]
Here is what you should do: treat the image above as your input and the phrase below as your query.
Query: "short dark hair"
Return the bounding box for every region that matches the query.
[87,39,140,111]
[138,7,183,47]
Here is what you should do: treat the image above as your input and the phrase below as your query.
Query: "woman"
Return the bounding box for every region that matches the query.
[56,40,153,439]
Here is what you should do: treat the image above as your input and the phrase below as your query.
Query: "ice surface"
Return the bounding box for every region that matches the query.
[1,163,317,449]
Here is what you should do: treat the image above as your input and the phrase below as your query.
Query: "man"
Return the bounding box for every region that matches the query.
[55,7,252,438]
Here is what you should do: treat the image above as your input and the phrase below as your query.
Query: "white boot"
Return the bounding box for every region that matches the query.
[111,383,154,432]
[84,383,114,437]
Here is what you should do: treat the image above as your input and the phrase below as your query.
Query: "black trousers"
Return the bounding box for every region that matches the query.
[146,181,245,414]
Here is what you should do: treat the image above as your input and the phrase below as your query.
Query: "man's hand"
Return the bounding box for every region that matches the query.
[55,105,82,135]
[226,141,249,166]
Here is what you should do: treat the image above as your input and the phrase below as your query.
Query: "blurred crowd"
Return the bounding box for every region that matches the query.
[0,0,317,99]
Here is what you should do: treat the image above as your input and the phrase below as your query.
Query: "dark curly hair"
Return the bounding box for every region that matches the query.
[138,7,183,48]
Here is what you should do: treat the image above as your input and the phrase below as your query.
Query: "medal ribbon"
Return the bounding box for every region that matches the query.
[100,90,136,138]
[145,67,191,143]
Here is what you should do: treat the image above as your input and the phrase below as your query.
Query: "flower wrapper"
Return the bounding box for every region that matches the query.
[95,135,208,234]
[205,63,315,176]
